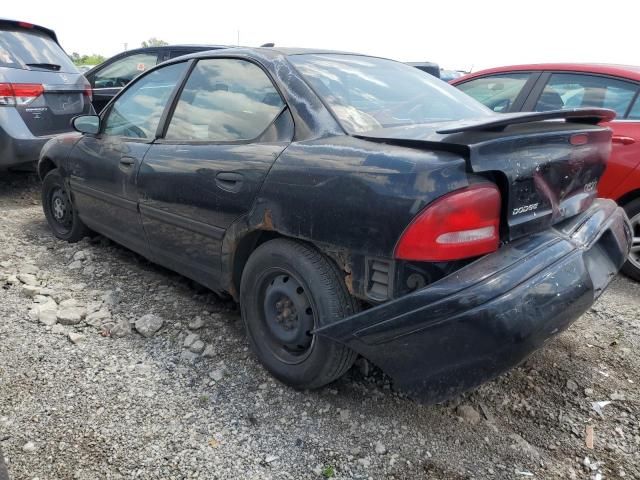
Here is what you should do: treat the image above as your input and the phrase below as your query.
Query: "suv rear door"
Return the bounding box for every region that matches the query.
[86,50,160,112]
[0,21,91,135]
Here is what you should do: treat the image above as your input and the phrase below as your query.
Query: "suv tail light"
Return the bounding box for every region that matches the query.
[0,83,44,106]
[82,80,93,102]
[395,184,501,262]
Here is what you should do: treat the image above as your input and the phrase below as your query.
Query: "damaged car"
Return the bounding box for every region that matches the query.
[38,48,632,402]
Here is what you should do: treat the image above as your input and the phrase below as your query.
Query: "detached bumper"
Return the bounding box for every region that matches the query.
[316,199,632,403]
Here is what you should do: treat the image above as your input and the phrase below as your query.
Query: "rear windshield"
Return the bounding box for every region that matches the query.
[0,27,77,73]
[288,54,491,134]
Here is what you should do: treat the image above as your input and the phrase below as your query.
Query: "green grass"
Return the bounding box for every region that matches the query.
[321,465,335,478]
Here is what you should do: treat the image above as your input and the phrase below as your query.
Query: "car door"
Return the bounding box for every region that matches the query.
[68,61,189,256]
[525,72,640,199]
[86,50,160,112]
[454,72,540,113]
[137,57,294,289]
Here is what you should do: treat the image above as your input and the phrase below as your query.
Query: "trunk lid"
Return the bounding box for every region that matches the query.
[356,109,614,241]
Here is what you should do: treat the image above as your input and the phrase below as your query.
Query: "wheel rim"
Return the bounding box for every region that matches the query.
[629,212,640,270]
[49,186,73,234]
[259,271,316,365]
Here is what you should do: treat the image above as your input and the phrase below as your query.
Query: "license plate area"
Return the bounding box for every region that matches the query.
[44,92,84,115]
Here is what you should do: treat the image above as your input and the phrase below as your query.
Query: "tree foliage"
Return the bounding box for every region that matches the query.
[70,52,106,66]
[141,38,169,48]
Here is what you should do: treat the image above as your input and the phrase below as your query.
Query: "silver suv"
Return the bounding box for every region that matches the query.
[0,18,92,168]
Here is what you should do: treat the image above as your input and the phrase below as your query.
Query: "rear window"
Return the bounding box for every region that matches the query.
[289,54,490,134]
[0,27,77,73]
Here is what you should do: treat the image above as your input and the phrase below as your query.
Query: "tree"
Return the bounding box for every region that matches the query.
[141,38,168,48]
[69,53,107,66]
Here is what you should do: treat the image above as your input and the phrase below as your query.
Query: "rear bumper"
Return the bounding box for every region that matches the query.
[316,199,632,402]
[0,108,54,167]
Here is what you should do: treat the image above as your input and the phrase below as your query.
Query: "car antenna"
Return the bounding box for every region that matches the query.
[260,42,275,47]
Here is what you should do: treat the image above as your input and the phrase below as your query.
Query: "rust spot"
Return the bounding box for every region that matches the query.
[344,271,354,295]
[259,208,274,230]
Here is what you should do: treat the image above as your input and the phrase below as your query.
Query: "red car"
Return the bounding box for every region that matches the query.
[452,64,640,280]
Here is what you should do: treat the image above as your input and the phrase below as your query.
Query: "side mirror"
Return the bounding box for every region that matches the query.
[72,115,100,135]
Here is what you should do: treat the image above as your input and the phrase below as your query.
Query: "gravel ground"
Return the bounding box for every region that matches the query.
[0,170,638,480]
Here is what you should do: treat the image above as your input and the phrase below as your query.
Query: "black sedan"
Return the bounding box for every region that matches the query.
[38,48,632,402]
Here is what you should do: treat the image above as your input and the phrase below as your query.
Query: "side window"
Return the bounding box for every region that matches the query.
[456,73,530,113]
[103,62,187,139]
[627,95,640,120]
[535,73,638,117]
[92,52,158,88]
[165,58,285,142]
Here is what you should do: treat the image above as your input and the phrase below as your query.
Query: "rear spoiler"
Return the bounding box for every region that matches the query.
[435,108,616,134]
[0,18,59,45]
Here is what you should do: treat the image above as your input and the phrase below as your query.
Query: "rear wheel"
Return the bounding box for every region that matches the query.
[240,239,358,389]
[622,198,640,282]
[42,169,91,242]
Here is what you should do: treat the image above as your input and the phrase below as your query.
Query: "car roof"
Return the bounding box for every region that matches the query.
[453,63,640,84]
[176,46,383,61]
[0,17,59,44]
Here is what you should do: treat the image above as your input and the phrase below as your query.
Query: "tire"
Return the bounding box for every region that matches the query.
[240,238,358,389]
[42,168,92,242]
[622,198,640,282]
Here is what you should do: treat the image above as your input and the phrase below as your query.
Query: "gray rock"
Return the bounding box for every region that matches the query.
[57,307,86,326]
[39,309,58,326]
[85,309,111,327]
[59,298,79,308]
[456,405,481,425]
[188,316,205,330]
[357,457,371,468]
[51,324,67,335]
[566,379,579,392]
[189,339,205,354]
[135,314,164,337]
[202,344,216,358]
[72,250,87,261]
[183,333,199,348]
[209,369,224,382]
[68,332,86,344]
[20,264,39,275]
[5,274,19,285]
[102,290,120,306]
[67,260,83,270]
[70,283,86,292]
[108,318,132,338]
[264,454,279,463]
[21,285,40,298]
[22,441,36,453]
[17,273,38,286]
[375,441,387,455]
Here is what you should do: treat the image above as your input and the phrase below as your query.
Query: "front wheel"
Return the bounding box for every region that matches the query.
[622,198,640,282]
[42,169,91,242]
[240,239,358,389]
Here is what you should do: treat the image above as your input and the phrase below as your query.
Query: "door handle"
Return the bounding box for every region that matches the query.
[215,172,244,192]
[612,135,636,145]
[119,156,135,166]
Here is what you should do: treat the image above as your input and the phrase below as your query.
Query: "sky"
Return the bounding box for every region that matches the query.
[4,0,640,72]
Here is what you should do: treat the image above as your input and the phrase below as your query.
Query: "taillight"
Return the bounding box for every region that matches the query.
[82,80,93,102]
[394,184,501,262]
[0,83,44,106]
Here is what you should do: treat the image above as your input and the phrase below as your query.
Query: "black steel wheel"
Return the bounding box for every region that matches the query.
[42,169,91,242]
[240,238,358,389]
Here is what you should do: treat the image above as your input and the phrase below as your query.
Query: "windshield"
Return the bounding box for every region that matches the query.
[289,54,491,134]
[0,27,77,73]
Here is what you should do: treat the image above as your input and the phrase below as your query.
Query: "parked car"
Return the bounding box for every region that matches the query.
[407,61,440,78]
[38,48,632,402]
[0,18,92,168]
[451,64,640,280]
[84,45,228,112]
